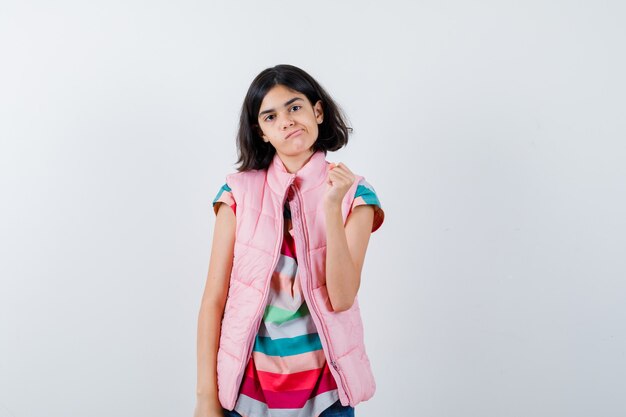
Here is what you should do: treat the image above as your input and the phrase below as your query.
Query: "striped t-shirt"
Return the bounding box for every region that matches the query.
[212,178,383,417]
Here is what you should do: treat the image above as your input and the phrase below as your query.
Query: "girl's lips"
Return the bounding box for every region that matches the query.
[285,129,303,139]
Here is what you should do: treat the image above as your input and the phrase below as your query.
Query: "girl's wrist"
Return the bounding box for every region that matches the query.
[324,201,342,212]
[196,389,219,401]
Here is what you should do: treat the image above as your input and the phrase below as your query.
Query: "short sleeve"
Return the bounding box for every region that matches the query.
[212,183,236,216]
[351,178,384,233]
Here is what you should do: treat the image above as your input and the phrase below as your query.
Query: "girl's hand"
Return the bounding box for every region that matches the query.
[325,162,356,208]
[193,396,224,417]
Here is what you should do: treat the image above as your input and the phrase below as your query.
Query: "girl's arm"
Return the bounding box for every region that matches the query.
[324,202,375,312]
[194,203,236,417]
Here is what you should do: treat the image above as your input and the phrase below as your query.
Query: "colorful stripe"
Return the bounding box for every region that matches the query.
[258,315,318,339]
[233,389,338,417]
[251,349,327,374]
[245,364,327,392]
[351,178,384,232]
[354,179,381,206]
[238,358,338,409]
[211,183,236,215]
[263,303,309,325]
[254,333,323,357]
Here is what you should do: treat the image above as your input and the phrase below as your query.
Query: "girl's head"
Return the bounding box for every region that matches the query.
[235,64,351,171]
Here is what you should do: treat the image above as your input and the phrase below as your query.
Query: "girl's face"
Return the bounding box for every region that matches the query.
[257,84,324,162]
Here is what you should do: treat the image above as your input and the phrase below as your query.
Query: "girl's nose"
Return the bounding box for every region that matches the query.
[280,114,295,129]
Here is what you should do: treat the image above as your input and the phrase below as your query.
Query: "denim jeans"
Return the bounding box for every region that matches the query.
[318,400,355,417]
[222,400,355,417]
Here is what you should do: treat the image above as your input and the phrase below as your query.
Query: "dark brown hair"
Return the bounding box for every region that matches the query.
[235,64,351,171]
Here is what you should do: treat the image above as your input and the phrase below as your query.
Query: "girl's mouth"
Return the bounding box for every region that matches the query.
[285,129,303,140]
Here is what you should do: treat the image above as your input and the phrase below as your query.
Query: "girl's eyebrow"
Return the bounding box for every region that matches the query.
[259,97,303,116]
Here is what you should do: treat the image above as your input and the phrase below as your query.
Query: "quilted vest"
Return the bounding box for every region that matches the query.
[216,150,377,410]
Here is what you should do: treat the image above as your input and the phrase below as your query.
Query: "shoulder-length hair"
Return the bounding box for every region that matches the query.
[235,64,351,171]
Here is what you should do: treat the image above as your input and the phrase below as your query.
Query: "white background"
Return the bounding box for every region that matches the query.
[1,1,625,416]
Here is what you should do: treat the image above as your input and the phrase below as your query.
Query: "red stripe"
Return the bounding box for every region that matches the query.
[247,366,324,391]
[280,232,296,258]
[245,358,325,390]
[239,361,338,408]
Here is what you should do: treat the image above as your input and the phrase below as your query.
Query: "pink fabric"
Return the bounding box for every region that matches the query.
[215,151,383,410]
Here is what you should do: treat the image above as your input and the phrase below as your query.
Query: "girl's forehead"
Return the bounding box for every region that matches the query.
[259,85,307,112]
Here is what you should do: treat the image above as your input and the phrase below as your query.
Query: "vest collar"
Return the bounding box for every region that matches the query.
[267,150,329,195]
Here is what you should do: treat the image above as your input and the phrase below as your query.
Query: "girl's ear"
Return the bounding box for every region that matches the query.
[314,100,324,124]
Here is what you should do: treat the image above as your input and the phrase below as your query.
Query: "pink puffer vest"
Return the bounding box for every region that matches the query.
[216,150,377,410]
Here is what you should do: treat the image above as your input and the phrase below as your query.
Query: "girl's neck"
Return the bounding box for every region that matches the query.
[277,149,316,174]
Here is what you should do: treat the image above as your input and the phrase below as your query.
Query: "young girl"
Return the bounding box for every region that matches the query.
[194,64,384,417]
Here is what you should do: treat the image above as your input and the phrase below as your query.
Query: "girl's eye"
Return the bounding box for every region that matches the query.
[263,105,300,122]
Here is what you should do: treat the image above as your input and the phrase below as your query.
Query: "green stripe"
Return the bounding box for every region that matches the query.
[355,184,381,207]
[212,183,232,206]
[253,333,322,357]
[263,303,309,324]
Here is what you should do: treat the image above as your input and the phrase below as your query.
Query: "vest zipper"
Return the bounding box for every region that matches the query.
[289,184,354,405]
[229,178,294,408]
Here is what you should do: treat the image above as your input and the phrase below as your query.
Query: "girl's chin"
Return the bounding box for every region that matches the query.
[282,141,312,153]
[278,147,314,158]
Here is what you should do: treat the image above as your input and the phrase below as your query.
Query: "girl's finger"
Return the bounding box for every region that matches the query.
[328,167,349,181]
[332,167,355,184]
[329,166,354,184]
[328,173,353,188]
[334,162,354,176]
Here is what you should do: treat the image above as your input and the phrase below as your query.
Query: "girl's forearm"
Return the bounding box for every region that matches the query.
[196,297,226,402]
[324,203,360,311]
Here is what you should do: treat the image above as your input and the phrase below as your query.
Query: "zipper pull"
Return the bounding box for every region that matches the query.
[330,360,339,371]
